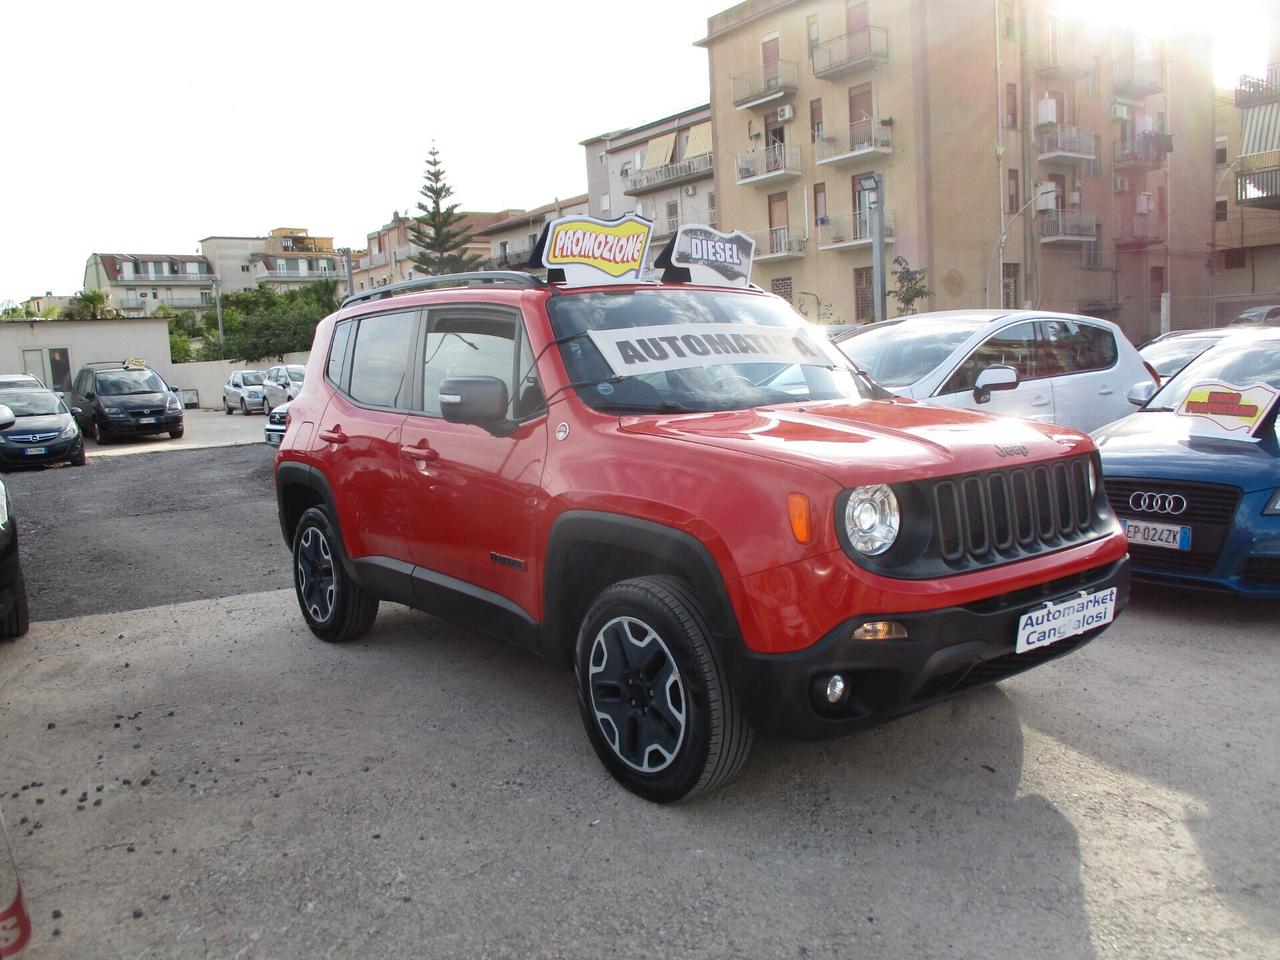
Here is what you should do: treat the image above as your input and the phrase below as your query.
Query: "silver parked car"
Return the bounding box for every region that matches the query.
[263,364,304,413]
[264,401,288,446]
[223,370,267,415]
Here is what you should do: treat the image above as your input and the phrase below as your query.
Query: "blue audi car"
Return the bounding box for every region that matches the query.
[1092,328,1280,595]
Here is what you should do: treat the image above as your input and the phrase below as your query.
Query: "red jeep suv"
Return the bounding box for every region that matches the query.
[275,271,1129,802]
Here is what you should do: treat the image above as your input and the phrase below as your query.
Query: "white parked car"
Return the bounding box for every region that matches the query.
[223,369,267,415]
[263,363,305,413]
[836,310,1154,433]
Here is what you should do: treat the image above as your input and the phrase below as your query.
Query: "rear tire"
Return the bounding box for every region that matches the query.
[574,575,752,803]
[291,506,378,643]
[0,568,30,640]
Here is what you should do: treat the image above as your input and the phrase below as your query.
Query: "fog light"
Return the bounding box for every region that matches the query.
[825,674,847,704]
[852,621,908,641]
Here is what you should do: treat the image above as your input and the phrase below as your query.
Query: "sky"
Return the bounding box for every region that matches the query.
[1,0,1272,306]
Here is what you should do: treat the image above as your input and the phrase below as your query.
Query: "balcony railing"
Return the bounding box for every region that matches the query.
[1112,55,1162,97]
[1114,214,1165,247]
[731,59,799,107]
[261,269,341,279]
[118,296,210,310]
[652,215,681,238]
[1114,135,1169,170]
[482,248,533,270]
[1036,39,1090,80]
[1236,64,1280,108]
[1038,210,1097,243]
[624,151,715,195]
[1037,126,1096,162]
[120,272,212,283]
[814,118,892,165]
[359,252,387,270]
[751,226,806,259]
[1236,163,1280,210]
[811,27,888,79]
[818,210,895,249]
[735,143,802,184]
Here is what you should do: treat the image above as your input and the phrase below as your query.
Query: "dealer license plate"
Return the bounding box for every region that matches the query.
[136,417,157,424]
[1120,518,1191,551]
[1015,587,1117,655]
[22,447,46,456]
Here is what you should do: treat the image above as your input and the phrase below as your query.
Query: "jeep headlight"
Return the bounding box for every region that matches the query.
[844,484,900,556]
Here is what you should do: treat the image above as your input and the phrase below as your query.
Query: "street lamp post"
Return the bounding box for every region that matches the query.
[212,274,224,348]
[984,182,1055,309]
[858,173,887,323]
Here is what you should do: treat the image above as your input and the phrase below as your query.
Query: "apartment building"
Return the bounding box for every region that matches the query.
[349,210,508,292]
[200,228,345,295]
[582,105,717,261]
[474,195,591,269]
[1214,51,1280,323]
[83,253,216,316]
[698,0,1214,340]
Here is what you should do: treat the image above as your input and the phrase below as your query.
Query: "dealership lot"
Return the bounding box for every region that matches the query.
[0,445,1277,959]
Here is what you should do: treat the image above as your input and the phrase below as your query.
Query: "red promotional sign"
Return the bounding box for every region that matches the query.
[0,884,31,957]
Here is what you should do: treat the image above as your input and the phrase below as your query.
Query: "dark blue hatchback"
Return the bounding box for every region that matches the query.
[1093,330,1280,596]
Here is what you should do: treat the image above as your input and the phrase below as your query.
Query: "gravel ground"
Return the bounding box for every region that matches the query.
[0,448,1277,959]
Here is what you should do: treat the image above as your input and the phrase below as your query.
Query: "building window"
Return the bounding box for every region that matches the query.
[1215,198,1228,222]
[1224,248,1247,269]
[1215,136,1228,166]
[600,194,611,214]
[1083,57,1100,98]
[1001,263,1021,309]
[814,182,827,224]
[810,98,823,142]
[807,15,818,56]
[1005,83,1017,128]
[1007,169,1020,213]
[771,277,793,301]
[854,267,875,321]
[708,190,717,226]
[619,162,632,178]
[1083,239,1102,268]
[597,152,607,166]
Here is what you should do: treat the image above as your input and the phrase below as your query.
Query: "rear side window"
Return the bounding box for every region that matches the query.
[941,321,1039,393]
[1038,320,1117,375]
[348,312,416,408]
[326,319,355,389]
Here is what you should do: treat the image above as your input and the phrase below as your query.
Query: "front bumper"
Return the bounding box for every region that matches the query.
[0,436,82,464]
[264,426,284,446]
[99,413,183,436]
[723,557,1130,739]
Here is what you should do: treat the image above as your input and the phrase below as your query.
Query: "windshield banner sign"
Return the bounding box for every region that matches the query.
[1175,380,1280,441]
[587,322,838,378]
[540,215,652,286]
[653,225,755,287]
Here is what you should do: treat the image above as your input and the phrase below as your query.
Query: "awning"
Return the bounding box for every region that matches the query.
[642,132,676,170]
[684,121,713,157]
[1240,101,1280,168]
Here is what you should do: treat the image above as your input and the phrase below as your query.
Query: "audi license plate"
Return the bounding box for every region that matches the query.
[136,417,157,424]
[1120,518,1191,551]
[1016,588,1117,654]
[22,447,46,456]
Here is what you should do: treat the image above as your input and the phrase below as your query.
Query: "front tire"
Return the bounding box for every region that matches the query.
[291,507,378,643]
[169,428,184,439]
[240,399,249,415]
[0,568,30,639]
[69,444,86,466]
[574,575,752,803]
[93,420,109,445]
[224,399,233,415]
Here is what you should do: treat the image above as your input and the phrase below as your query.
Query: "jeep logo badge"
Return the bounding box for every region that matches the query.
[995,442,1030,457]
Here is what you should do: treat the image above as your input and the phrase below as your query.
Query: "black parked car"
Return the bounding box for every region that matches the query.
[66,361,184,444]
[0,451,30,639]
[0,390,85,467]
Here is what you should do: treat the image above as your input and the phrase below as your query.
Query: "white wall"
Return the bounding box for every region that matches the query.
[0,317,172,391]
[168,351,310,409]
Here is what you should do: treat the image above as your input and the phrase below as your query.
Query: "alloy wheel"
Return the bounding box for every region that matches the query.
[297,526,336,623]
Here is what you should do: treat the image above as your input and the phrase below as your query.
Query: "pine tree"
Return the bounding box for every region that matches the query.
[409,146,483,275]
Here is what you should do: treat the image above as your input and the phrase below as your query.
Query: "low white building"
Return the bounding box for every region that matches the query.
[0,316,173,391]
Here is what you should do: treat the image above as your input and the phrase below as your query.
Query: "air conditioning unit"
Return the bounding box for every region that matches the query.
[1037,97,1057,126]
[1110,102,1129,120]
[777,104,795,122]
[1113,176,1130,193]
[682,184,698,197]
[1068,189,1082,206]
[1136,191,1154,214]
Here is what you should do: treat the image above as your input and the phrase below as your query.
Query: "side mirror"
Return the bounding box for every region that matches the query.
[71,407,83,417]
[85,391,95,401]
[973,364,1018,403]
[0,405,14,431]
[439,376,510,429]
[1127,380,1158,406]
[54,391,65,399]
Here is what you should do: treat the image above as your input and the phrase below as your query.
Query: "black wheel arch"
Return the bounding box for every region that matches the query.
[276,462,360,582]
[541,511,743,665]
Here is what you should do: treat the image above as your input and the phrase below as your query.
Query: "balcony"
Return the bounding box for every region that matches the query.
[1038,210,1097,244]
[120,272,212,284]
[1114,136,1169,171]
[731,60,799,109]
[1037,126,1096,163]
[814,118,892,166]
[118,296,210,310]
[651,215,681,239]
[751,226,806,261]
[1114,214,1165,248]
[817,210,895,250]
[261,269,341,280]
[1237,161,1280,210]
[1236,64,1280,108]
[359,252,387,270]
[811,28,888,80]
[1036,41,1090,81]
[735,144,802,186]
[1112,55,1161,98]
[482,248,533,270]
[623,152,714,195]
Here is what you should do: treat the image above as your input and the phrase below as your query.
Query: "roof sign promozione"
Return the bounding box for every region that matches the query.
[537,214,652,286]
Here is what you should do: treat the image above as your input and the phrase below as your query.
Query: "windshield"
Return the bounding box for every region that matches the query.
[287,366,305,382]
[1145,338,1280,411]
[547,289,875,413]
[839,317,988,388]
[1141,336,1220,378]
[241,371,265,386]
[1,390,65,417]
[96,369,168,396]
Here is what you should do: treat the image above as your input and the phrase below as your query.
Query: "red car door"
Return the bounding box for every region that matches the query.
[398,302,549,621]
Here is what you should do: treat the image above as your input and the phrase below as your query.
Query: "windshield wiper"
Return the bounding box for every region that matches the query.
[593,400,700,414]
[1141,405,1174,412]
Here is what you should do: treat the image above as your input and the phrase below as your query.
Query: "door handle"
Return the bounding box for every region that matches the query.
[318,426,348,445]
[1098,386,1114,396]
[401,442,439,463]
[1031,395,1051,407]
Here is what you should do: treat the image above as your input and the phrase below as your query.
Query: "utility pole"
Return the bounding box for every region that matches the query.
[213,274,224,350]
[340,247,355,296]
[859,173,887,322]
[985,183,1055,308]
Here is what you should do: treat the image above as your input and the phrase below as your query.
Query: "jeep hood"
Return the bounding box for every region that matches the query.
[618,398,1091,486]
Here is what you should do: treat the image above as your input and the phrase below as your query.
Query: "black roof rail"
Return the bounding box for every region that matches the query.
[340,271,544,309]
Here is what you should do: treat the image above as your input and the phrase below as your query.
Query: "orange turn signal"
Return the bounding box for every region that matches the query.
[787,493,811,544]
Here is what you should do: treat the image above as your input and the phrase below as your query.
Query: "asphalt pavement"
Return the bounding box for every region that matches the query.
[0,441,1277,959]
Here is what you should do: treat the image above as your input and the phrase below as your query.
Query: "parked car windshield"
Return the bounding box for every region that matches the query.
[547,289,874,413]
[96,369,168,396]
[839,317,989,388]
[1,390,65,417]
[1145,337,1280,411]
[241,371,265,386]
[1141,336,1221,378]
[287,366,305,382]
